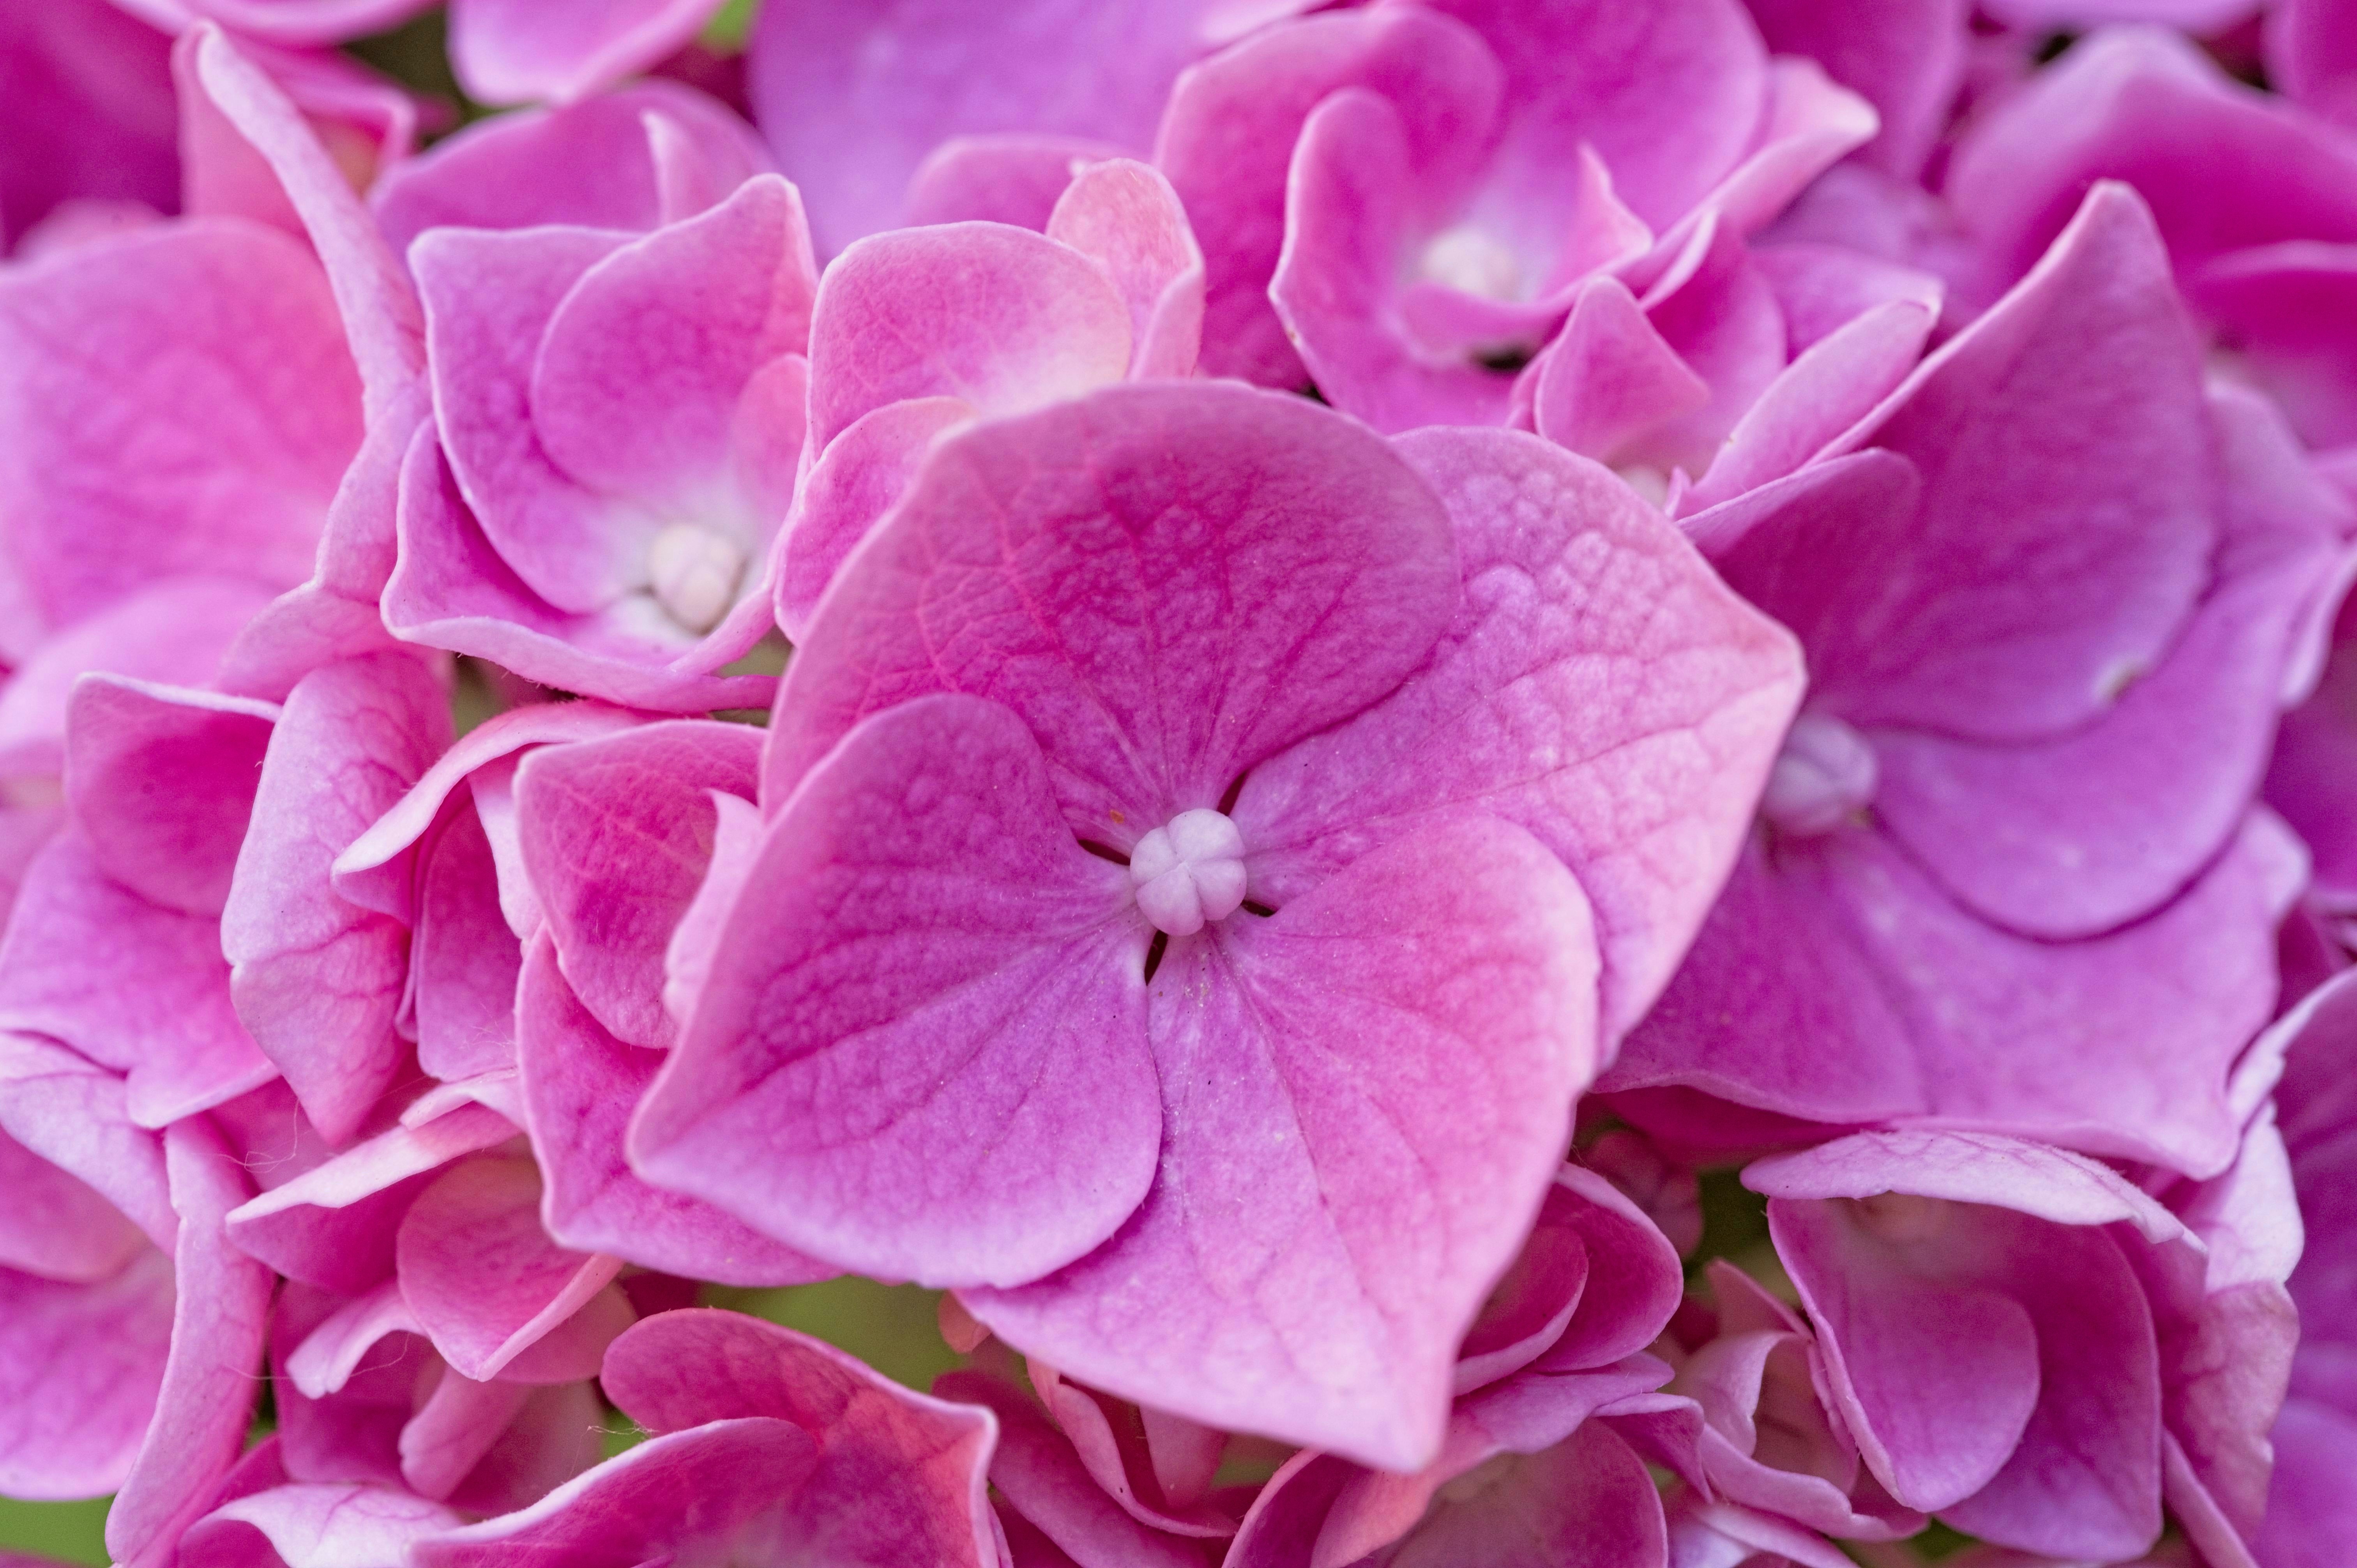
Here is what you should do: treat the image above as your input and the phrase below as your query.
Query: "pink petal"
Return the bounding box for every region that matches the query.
[107,1118,277,1568]
[1744,0,1968,177]
[0,1033,175,1248]
[968,813,1598,1472]
[516,936,830,1286]
[776,396,972,639]
[0,1128,146,1284]
[450,0,729,106]
[1044,159,1205,380]
[0,1247,173,1500]
[805,222,1129,453]
[0,832,275,1127]
[1530,277,1715,466]
[906,134,1128,231]
[0,220,358,659]
[2269,0,2357,126]
[766,382,1460,832]
[412,807,522,1084]
[64,675,278,918]
[394,1155,624,1382]
[222,653,452,1144]
[1237,427,1802,1045]
[513,719,759,1050]
[373,83,772,256]
[635,696,1156,1287]
[178,1482,463,1568]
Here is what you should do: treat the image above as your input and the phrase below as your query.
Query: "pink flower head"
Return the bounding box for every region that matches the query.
[1607,184,2345,1178]
[749,0,1317,256]
[778,157,1205,633]
[1749,1124,2298,1565]
[413,1309,1000,1568]
[629,381,1800,1467]
[388,172,817,712]
[1151,0,1876,417]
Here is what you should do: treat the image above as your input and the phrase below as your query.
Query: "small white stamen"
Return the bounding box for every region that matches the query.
[1129,808,1249,938]
[1419,224,1525,302]
[1761,711,1878,838]
[646,523,747,636]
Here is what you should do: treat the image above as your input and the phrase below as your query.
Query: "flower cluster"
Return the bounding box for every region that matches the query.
[0,1,2353,1565]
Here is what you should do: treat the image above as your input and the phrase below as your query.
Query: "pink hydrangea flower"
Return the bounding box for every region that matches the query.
[629,381,1799,1467]
[1605,185,2345,1178]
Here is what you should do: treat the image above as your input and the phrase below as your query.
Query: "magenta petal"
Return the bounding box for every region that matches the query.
[766,382,1460,829]
[106,1118,276,1568]
[528,175,815,509]
[776,396,972,639]
[595,1310,1000,1565]
[450,0,727,105]
[225,1102,519,1294]
[2269,0,2357,125]
[805,222,1129,452]
[1614,814,2297,1176]
[0,1245,172,1500]
[64,676,277,918]
[412,808,522,1084]
[1236,427,1802,1045]
[1745,0,1967,177]
[223,653,452,1144]
[373,83,772,254]
[178,1483,464,1568]
[968,813,1599,1471]
[514,719,760,1049]
[1531,277,1714,466]
[635,696,1156,1287]
[517,936,830,1287]
[0,832,275,1128]
[394,1155,623,1382]
[1797,183,2217,742]
[0,219,357,658]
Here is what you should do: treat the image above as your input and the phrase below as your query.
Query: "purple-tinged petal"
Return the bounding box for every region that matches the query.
[0,1033,173,1248]
[0,577,270,780]
[0,832,276,1127]
[411,808,521,1084]
[1783,182,2217,742]
[223,653,451,1144]
[225,1101,518,1294]
[64,675,278,918]
[970,812,1597,1472]
[514,719,758,1049]
[1870,382,2347,939]
[107,1117,276,1568]
[636,695,1155,1286]
[1237,427,1802,1045]
[394,1155,625,1382]
[1612,813,2299,1177]
[806,223,1129,452]
[0,1128,145,1283]
[2268,0,2357,126]
[373,83,771,256]
[180,26,425,418]
[178,1482,465,1568]
[0,0,177,252]
[0,219,358,660]
[749,0,1313,256]
[0,1244,172,1501]
[767,382,1460,832]
[1045,159,1204,380]
[517,936,830,1286]
[1155,5,1500,386]
[2256,1397,2357,1568]
[595,1309,1000,1565]
[450,0,729,106]
[1744,0,1967,176]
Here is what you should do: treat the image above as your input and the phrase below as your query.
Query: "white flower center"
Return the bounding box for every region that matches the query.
[1129,808,1249,938]
[1419,223,1525,301]
[647,523,747,636]
[1761,711,1878,838]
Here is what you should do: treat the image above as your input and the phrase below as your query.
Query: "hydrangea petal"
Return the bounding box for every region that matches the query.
[450,0,729,106]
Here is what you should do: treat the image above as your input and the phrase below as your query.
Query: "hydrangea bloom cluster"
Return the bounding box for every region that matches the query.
[2,1,2355,1564]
